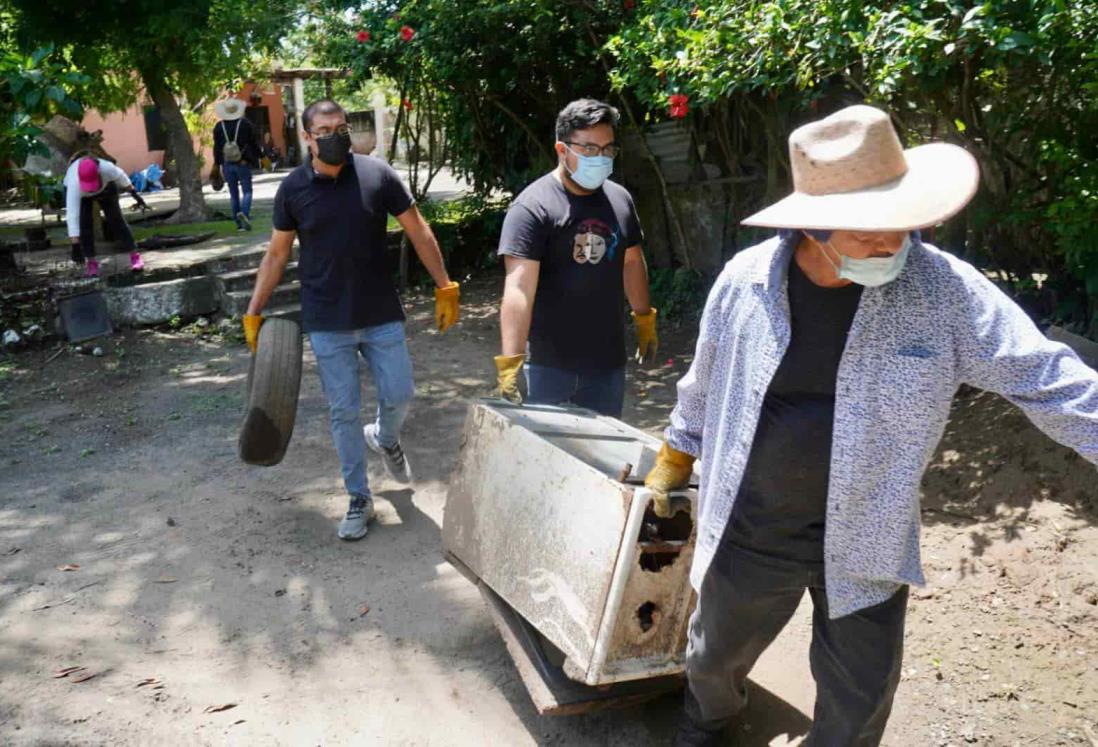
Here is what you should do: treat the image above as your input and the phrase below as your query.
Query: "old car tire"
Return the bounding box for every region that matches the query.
[238,318,303,466]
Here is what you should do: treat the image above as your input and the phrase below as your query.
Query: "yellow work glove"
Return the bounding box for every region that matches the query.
[633,307,658,364]
[435,281,460,333]
[494,353,525,404]
[243,314,264,353]
[644,442,695,518]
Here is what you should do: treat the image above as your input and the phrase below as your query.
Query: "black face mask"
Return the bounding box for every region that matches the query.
[314,131,352,166]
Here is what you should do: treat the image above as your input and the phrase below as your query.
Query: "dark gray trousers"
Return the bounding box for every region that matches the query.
[678,542,908,746]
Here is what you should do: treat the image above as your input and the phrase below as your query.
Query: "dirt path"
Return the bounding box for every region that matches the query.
[0,279,1095,746]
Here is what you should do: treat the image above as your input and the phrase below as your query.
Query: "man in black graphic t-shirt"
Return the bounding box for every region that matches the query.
[494,99,657,417]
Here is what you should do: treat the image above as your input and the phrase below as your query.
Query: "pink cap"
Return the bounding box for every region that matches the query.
[77,158,101,193]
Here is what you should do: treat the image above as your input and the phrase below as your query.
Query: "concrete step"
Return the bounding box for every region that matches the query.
[204,245,299,275]
[217,261,298,293]
[205,249,266,275]
[223,281,300,316]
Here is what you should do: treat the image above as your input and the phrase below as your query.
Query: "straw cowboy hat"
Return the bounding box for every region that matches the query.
[742,105,979,231]
[214,98,246,121]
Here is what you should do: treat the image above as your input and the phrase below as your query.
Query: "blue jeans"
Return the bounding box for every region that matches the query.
[222,161,253,226]
[309,322,415,498]
[524,363,626,418]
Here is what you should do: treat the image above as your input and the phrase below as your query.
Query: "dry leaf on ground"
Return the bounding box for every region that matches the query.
[358,605,370,618]
[52,666,86,678]
[136,678,163,688]
[56,564,80,572]
[203,703,238,714]
[70,670,99,683]
[153,577,177,584]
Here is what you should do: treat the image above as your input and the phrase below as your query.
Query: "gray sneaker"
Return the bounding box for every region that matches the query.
[338,494,374,541]
[237,211,252,231]
[363,423,412,483]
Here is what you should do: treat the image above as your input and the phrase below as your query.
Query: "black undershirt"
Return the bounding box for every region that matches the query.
[726,256,864,563]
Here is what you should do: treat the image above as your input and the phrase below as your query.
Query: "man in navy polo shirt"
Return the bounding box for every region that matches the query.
[244,99,460,542]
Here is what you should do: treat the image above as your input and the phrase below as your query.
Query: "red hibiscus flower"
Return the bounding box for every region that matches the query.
[624,0,635,9]
[400,25,415,42]
[668,93,689,119]
[402,99,414,111]
[356,30,370,43]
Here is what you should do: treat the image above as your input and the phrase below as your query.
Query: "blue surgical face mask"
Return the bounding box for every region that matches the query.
[810,232,913,287]
[563,151,614,191]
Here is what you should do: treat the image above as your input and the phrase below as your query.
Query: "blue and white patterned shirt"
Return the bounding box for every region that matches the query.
[667,234,1098,618]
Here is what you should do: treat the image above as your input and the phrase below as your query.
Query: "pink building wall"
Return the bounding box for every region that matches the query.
[81,106,163,176]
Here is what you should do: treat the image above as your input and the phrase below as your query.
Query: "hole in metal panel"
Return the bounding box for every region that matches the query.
[637,601,659,632]
[639,551,679,572]
[639,506,693,543]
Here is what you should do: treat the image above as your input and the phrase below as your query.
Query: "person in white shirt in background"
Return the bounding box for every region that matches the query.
[63,156,147,278]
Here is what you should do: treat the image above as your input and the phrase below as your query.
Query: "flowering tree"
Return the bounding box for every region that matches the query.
[605,0,1098,332]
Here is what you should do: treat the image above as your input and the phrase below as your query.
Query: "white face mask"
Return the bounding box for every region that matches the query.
[812,232,913,287]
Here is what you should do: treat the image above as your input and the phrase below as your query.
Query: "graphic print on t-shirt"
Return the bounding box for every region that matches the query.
[572,218,619,265]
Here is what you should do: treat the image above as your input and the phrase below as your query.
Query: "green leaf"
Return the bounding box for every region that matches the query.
[29,45,53,66]
[961,5,986,27]
[997,31,1035,51]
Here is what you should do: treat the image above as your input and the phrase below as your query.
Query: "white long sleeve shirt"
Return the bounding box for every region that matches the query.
[63,158,132,239]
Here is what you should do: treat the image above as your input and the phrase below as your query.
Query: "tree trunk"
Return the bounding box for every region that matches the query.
[139,66,207,223]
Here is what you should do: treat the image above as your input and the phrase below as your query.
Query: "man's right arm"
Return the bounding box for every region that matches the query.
[500,255,539,356]
[645,265,735,515]
[246,229,295,316]
[666,265,735,457]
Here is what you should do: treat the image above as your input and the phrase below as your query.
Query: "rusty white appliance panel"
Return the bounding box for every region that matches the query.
[443,402,697,685]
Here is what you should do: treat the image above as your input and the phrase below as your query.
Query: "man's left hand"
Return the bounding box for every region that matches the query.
[633,307,659,364]
[434,281,460,333]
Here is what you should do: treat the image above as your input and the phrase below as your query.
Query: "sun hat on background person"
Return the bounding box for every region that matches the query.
[214,98,246,121]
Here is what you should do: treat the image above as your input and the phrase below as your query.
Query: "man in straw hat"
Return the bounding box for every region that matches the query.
[644,104,1098,745]
[211,97,260,231]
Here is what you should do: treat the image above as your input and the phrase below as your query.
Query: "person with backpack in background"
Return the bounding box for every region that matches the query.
[211,97,260,231]
[243,99,460,542]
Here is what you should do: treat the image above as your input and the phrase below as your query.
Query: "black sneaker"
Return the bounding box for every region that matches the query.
[363,423,412,483]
